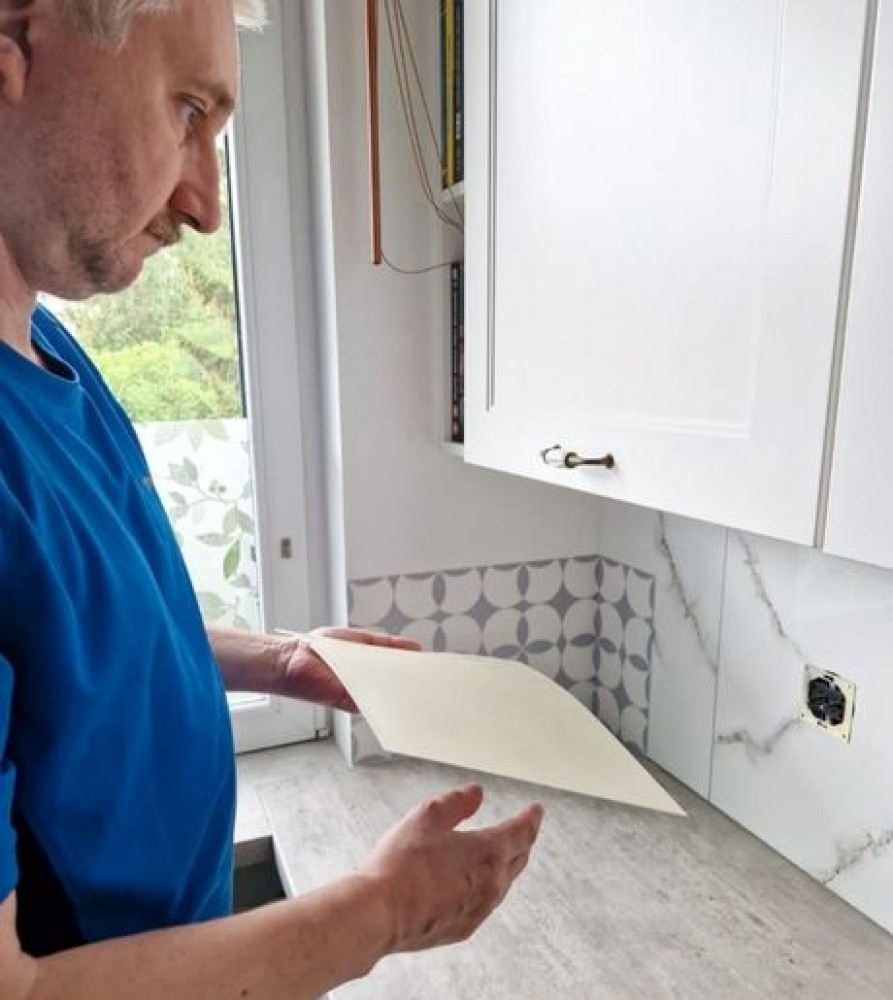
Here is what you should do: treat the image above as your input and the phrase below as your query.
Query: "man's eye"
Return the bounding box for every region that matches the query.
[183,100,204,132]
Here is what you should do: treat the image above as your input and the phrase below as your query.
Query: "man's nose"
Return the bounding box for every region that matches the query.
[169,140,223,236]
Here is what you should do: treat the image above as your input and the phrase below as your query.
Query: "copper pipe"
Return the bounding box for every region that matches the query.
[365,0,383,265]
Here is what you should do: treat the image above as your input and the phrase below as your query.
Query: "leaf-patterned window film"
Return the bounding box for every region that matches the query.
[136,419,260,632]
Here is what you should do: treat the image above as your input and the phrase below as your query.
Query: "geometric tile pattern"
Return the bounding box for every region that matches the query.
[346,555,655,761]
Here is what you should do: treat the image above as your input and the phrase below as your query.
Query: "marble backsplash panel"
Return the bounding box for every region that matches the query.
[592,496,893,937]
[342,555,656,764]
[711,531,893,936]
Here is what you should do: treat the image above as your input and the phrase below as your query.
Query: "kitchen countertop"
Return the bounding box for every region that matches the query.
[236,741,893,999]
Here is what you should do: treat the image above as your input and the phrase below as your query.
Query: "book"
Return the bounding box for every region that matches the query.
[441,0,456,189]
[450,260,465,443]
[453,0,464,184]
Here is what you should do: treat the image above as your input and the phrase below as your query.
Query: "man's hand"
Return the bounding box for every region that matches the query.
[358,784,544,952]
[274,627,421,712]
[209,625,419,705]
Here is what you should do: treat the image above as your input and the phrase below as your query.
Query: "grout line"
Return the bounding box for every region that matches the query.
[707,527,731,803]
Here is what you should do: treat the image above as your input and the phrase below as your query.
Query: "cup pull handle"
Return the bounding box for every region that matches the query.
[540,444,615,470]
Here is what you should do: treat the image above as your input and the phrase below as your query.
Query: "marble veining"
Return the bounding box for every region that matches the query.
[736,533,807,660]
[655,512,718,674]
[822,827,893,886]
[715,715,800,758]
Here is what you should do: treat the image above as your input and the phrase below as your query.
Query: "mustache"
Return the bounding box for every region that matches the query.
[145,217,181,247]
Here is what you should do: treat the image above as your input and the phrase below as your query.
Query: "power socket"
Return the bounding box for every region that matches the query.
[801,665,856,743]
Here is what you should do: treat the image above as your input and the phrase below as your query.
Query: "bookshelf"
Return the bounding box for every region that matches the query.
[440,0,465,455]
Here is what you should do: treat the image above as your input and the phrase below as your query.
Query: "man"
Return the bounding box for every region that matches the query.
[0,0,543,997]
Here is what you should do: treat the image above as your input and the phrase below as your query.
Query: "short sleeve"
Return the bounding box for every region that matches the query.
[0,489,20,898]
[0,654,18,903]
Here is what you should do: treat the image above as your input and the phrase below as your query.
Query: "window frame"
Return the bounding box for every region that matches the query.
[226,0,333,752]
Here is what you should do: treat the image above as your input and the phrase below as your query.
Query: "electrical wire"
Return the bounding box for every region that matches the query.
[392,0,464,225]
[377,0,464,274]
[384,0,462,231]
[381,250,455,275]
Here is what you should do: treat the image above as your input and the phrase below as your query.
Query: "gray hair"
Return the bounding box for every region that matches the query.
[57,0,267,46]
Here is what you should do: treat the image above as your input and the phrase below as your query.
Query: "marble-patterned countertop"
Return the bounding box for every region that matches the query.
[236,741,893,999]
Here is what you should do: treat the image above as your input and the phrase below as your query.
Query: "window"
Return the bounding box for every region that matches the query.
[49,1,327,752]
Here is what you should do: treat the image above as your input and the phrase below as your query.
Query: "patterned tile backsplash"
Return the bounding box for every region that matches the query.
[344,555,656,763]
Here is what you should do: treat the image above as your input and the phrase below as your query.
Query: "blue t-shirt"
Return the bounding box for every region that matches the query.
[0,306,235,952]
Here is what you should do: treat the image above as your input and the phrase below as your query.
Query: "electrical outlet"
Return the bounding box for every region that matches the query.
[801,665,856,743]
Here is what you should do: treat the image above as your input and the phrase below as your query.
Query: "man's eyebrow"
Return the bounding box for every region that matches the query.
[192,80,237,117]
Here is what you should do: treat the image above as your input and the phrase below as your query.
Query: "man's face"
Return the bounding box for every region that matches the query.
[1,0,239,300]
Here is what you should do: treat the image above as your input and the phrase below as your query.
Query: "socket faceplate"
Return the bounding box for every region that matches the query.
[801,665,856,743]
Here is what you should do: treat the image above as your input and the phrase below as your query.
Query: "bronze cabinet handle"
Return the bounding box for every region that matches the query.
[540,444,615,470]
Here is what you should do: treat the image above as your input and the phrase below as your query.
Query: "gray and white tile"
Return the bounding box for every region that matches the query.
[344,553,657,763]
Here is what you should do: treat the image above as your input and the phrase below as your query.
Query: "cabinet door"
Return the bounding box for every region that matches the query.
[824,1,893,569]
[465,0,868,544]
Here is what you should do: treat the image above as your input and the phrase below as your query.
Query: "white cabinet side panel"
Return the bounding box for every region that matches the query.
[825,0,893,568]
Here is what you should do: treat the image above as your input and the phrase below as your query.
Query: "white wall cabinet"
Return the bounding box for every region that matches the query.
[824,0,893,569]
[464,0,871,548]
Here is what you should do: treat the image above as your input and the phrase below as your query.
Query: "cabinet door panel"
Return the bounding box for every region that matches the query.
[824,1,893,568]
[465,0,867,544]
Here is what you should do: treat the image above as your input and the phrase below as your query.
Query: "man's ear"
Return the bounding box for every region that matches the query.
[0,1,36,105]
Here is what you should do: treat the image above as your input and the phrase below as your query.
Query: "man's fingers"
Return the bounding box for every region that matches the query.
[338,691,360,713]
[313,626,421,652]
[419,784,484,831]
[386,635,421,651]
[419,791,543,851]
[492,802,545,856]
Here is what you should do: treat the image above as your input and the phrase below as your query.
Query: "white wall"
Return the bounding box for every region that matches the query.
[310,0,601,581]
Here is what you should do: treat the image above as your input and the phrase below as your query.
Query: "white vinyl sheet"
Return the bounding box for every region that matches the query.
[307,635,683,815]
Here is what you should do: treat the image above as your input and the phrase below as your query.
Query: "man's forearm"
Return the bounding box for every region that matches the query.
[208,624,287,694]
[16,876,392,1000]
